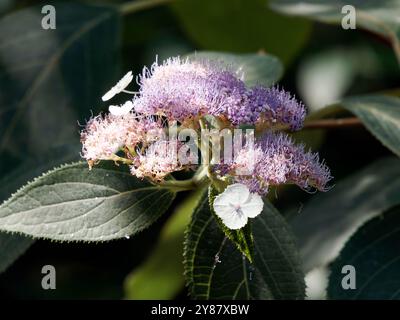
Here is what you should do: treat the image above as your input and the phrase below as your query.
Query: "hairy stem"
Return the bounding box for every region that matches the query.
[110,154,133,165]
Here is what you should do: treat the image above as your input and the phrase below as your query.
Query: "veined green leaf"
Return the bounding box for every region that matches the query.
[0,162,176,241]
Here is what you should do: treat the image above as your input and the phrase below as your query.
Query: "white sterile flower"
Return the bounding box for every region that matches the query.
[213,183,264,230]
[102,71,134,101]
[109,101,134,116]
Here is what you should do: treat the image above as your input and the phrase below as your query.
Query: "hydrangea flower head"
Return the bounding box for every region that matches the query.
[81,54,332,230]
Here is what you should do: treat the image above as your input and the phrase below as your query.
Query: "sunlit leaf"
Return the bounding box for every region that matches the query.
[0,162,176,241]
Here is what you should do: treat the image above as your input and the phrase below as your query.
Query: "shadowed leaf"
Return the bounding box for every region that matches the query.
[184,194,305,299]
[292,157,400,272]
[328,206,400,299]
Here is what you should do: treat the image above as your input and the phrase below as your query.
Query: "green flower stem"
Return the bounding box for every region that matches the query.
[158,167,210,192]
[196,117,228,192]
[110,154,133,165]
[156,116,228,193]
[198,117,207,130]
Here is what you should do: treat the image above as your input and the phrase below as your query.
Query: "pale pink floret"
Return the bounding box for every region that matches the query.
[80,113,162,162]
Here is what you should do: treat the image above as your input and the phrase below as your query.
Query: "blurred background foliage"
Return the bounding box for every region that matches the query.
[0,0,399,299]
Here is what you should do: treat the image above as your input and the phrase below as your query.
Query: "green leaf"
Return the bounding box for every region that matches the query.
[328,205,400,299]
[340,95,400,157]
[186,51,283,88]
[0,3,120,167]
[208,186,254,263]
[270,0,400,64]
[172,0,312,64]
[184,194,305,299]
[0,162,176,241]
[124,188,205,299]
[0,233,33,274]
[292,157,400,272]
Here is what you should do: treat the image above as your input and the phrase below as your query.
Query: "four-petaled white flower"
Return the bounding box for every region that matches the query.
[109,101,134,116]
[213,183,263,230]
[102,71,134,101]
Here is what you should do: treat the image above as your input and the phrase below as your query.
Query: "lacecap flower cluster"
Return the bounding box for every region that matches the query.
[81,56,331,195]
